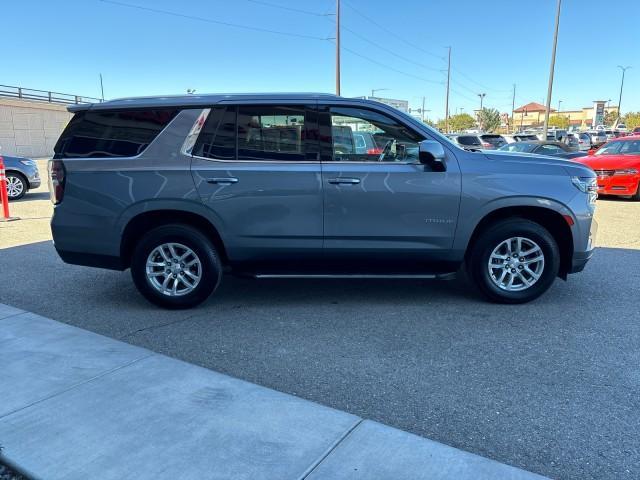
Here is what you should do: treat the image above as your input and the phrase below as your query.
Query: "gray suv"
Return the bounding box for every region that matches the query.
[49,94,597,308]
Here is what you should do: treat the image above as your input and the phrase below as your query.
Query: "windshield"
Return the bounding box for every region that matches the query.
[498,143,536,153]
[595,140,640,155]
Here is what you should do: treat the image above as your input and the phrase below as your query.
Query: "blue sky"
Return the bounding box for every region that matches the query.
[2,0,638,119]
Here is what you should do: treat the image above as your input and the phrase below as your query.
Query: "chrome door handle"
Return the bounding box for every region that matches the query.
[328,178,360,185]
[206,177,238,185]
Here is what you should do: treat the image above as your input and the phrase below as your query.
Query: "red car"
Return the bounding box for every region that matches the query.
[576,136,640,200]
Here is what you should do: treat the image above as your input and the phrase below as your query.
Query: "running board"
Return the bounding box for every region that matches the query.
[253,273,457,280]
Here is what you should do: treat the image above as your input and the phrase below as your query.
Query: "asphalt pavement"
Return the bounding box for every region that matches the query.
[1,173,639,479]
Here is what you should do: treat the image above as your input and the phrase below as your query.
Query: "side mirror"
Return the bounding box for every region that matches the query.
[587,148,595,156]
[418,140,447,172]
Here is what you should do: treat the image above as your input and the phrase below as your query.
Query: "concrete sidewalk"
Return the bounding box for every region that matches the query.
[0,303,546,479]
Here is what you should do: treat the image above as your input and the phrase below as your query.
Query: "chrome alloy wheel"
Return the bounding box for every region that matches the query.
[487,237,545,292]
[6,175,25,199]
[145,243,202,296]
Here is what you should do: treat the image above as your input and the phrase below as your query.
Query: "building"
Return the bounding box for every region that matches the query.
[513,101,619,130]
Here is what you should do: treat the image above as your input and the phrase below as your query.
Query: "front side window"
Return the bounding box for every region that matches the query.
[596,140,640,155]
[237,105,306,161]
[329,107,422,162]
[54,108,179,159]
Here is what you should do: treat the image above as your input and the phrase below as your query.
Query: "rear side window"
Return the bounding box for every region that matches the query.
[458,136,481,146]
[237,105,307,161]
[54,109,179,159]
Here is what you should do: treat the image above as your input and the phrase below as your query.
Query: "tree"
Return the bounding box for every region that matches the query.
[448,113,476,132]
[423,118,436,128]
[477,108,501,132]
[548,115,570,129]
[604,110,617,126]
[623,112,640,130]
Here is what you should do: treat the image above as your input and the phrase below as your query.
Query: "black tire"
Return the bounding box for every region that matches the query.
[6,172,28,200]
[467,218,560,304]
[130,224,222,309]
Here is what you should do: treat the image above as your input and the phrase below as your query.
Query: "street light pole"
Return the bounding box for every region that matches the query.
[477,93,486,130]
[335,0,341,96]
[616,65,631,123]
[543,0,562,139]
[371,88,389,98]
[510,84,516,134]
[445,46,451,133]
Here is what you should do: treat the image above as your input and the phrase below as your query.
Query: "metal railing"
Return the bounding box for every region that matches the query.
[0,84,103,105]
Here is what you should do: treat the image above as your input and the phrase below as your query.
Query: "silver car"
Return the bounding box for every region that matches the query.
[49,93,597,308]
[1,154,41,200]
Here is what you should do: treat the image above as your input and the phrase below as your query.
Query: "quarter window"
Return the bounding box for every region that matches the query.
[192,106,235,160]
[329,107,421,162]
[54,109,179,159]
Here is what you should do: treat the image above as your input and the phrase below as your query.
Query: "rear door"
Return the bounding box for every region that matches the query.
[190,103,323,269]
[318,103,461,273]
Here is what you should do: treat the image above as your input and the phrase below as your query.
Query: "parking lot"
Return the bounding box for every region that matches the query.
[1,159,639,479]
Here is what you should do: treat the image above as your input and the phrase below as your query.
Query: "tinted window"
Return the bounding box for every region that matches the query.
[54,109,179,159]
[481,135,506,147]
[193,106,236,160]
[499,143,536,153]
[457,136,481,146]
[537,144,563,154]
[329,107,421,162]
[237,105,306,161]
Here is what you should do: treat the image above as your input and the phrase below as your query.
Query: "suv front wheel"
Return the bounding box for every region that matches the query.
[468,218,560,304]
[130,224,222,309]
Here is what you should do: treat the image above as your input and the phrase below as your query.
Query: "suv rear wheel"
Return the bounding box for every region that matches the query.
[468,218,560,303]
[130,224,222,309]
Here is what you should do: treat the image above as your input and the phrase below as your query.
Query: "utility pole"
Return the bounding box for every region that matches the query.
[445,46,451,133]
[543,0,562,139]
[99,73,105,101]
[558,99,562,112]
[335,0,341,96]
[421,96,426,123]
[510,84,516,134]
[616,65,631,122]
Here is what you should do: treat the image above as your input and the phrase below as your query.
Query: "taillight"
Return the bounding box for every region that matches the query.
[48,160,66,204]
[367,148,383,155]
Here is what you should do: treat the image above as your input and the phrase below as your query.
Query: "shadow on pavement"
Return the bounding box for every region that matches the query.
[1,240,640,480]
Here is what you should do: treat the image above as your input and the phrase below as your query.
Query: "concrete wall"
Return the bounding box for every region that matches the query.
[0,98,73,158]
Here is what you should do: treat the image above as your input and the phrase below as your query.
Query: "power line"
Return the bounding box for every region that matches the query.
[98,0,332,41]
[341,0,446,61]
[340,24,444,75]
[336,42,445,86]
[451,67,511,93]
[244,0,333,17]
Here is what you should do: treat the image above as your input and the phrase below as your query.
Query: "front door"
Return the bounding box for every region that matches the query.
[319,104,461,273]
[190,103,322,271]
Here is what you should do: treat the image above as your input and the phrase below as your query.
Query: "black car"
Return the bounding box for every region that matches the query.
[498,141,587,160]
